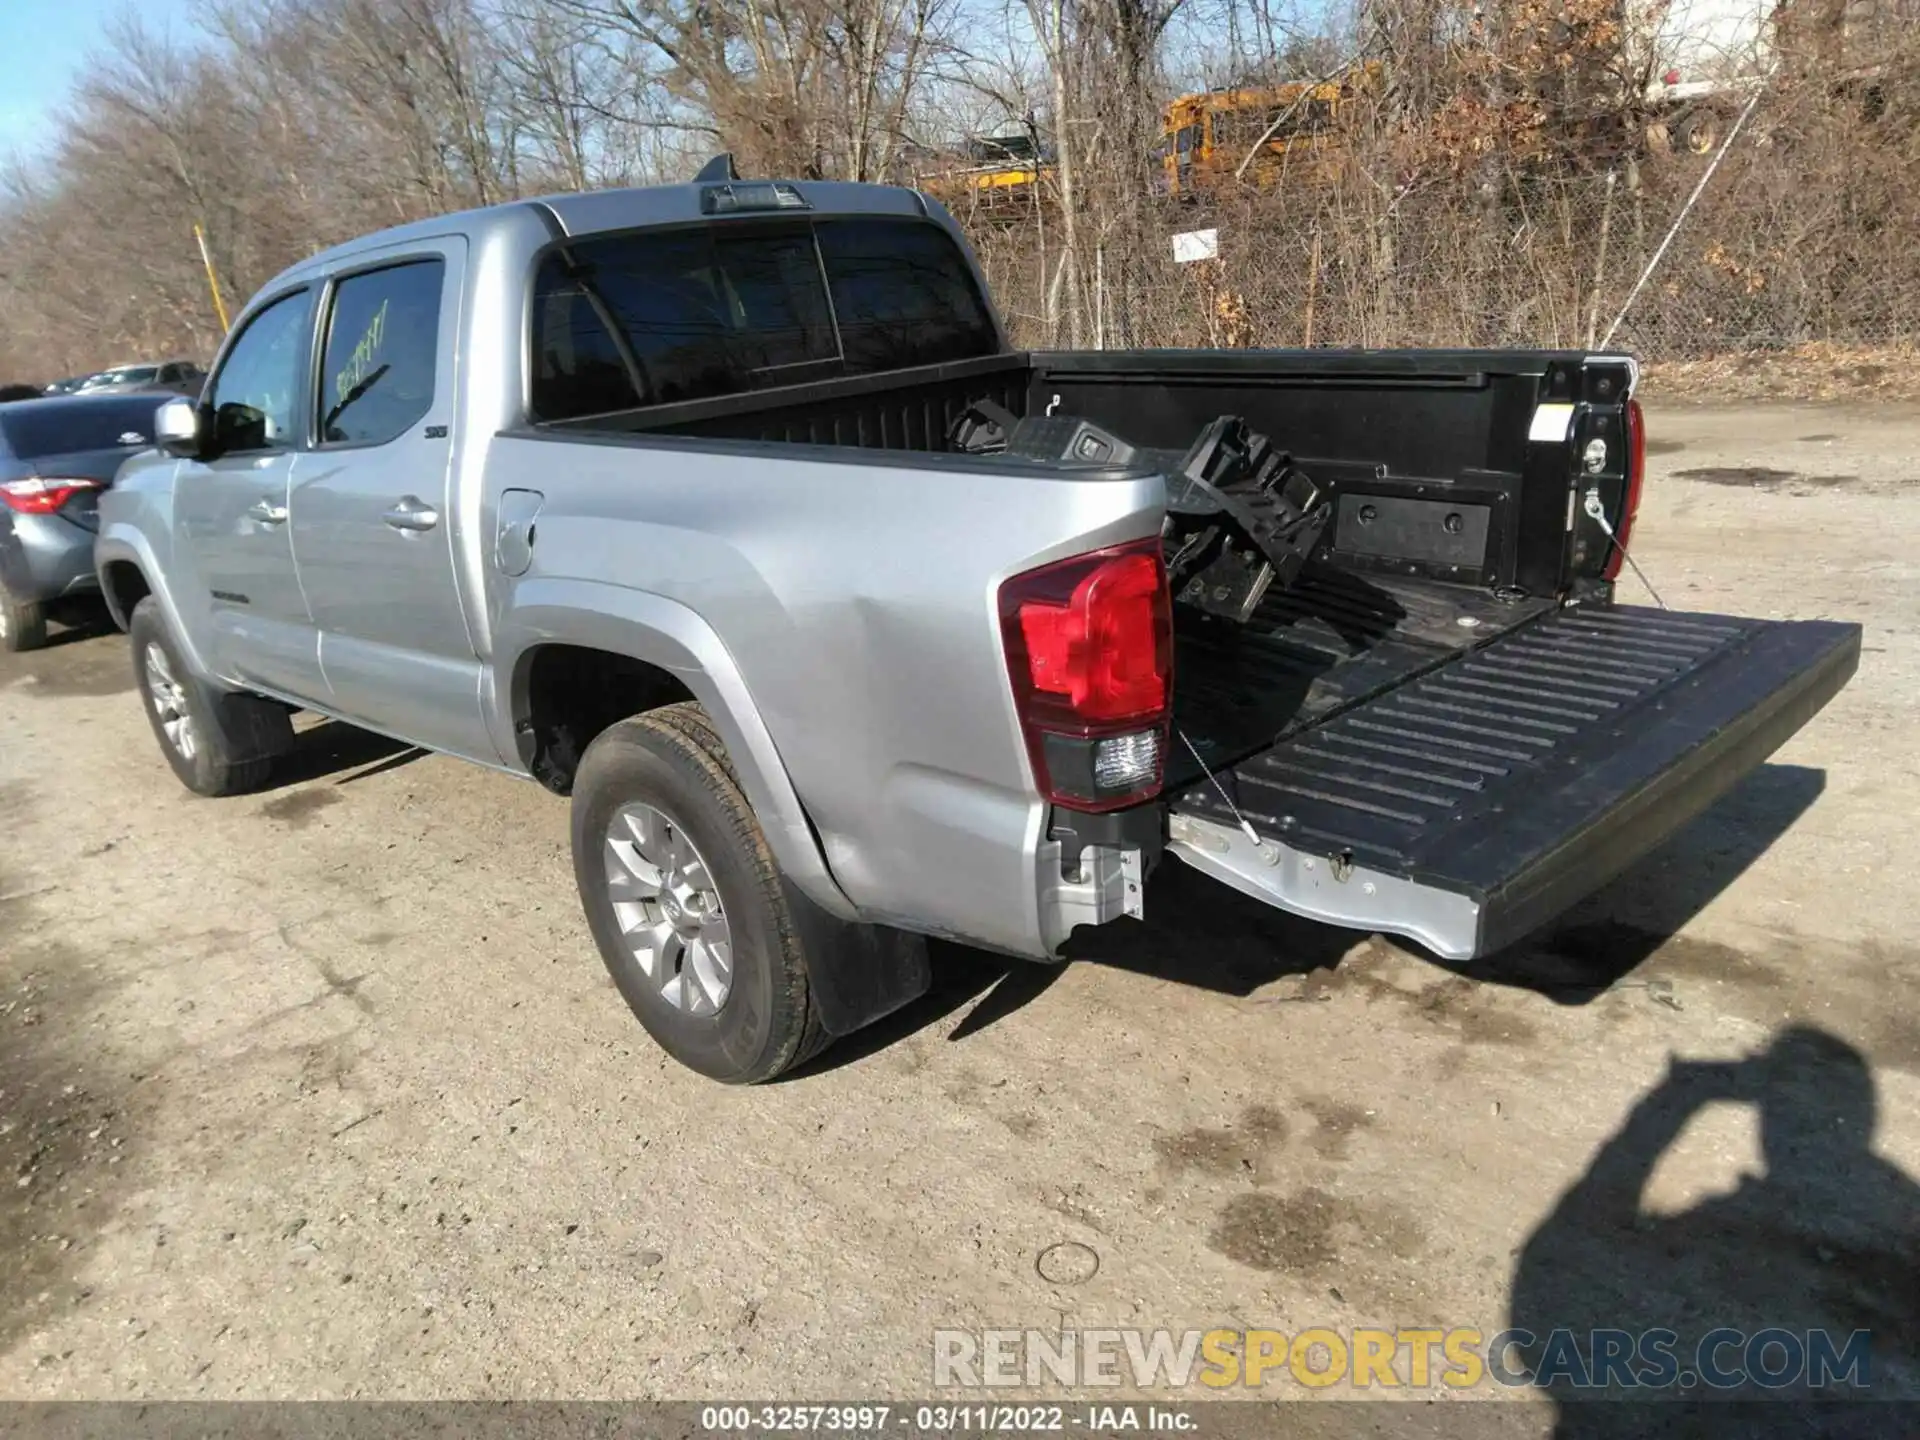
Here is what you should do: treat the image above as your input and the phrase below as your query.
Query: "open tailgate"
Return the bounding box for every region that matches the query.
[1166,605,1861,959]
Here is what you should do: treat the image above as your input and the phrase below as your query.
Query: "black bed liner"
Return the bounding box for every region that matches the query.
[1168,565,1556,790]
[1169,604,1861,957]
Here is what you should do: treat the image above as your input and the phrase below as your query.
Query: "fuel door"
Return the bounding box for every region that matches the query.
[495,488,544,577]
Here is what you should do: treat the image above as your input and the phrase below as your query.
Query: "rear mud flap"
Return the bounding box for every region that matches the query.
[1167,606,1861,960]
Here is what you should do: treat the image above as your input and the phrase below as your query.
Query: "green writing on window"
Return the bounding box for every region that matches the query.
[334,298,389,405]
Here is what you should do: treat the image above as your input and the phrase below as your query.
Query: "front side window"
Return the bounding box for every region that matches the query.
[319,259,445,446]
[208,289,314,454]
[531,218,997,421]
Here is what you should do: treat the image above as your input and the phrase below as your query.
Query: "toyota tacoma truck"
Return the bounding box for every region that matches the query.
[94,169,1860,1083]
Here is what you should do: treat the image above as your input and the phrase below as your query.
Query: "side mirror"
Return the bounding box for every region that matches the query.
[154,397,204,459]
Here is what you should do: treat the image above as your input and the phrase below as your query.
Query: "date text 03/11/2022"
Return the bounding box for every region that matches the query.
[697,1404,1196,1432]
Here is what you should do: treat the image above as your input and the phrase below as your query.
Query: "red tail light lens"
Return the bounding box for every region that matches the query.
[1603,398,1646,581]
[0,476,102,515]
[999,540,1173,812]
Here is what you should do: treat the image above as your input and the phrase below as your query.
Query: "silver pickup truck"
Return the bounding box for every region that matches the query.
[95,174,1860,1083]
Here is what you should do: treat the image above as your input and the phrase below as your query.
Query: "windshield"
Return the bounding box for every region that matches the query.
[0,397,161,459]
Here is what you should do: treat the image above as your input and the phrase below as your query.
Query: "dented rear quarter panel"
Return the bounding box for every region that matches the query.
[483,430,1166,957]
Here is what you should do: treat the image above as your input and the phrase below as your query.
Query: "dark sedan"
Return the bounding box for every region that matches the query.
[0,393,164,651]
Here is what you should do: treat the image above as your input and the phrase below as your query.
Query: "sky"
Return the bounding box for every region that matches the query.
[0,0,201,166]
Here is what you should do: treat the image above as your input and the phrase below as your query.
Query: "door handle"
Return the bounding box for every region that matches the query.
[382,496,440,532]
[247,499,289,525]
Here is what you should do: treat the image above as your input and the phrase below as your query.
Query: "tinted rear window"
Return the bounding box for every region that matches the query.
[814,220,1003,373]
[532,217,998,420]
[0,398,161,459]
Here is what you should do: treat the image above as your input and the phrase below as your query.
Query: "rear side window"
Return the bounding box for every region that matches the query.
[814,220,1001,373]
[319,259,445,447]
[532,217,997,420]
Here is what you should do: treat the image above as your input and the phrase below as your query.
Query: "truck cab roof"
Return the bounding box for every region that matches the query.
[263,180,949,297]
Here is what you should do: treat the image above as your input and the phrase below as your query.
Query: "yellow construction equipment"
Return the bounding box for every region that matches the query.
[915,134,1053,219]
[1156,64,1379,199]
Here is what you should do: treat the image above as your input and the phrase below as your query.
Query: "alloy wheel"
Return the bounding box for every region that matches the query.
[603,802,733,1015]
[143,642,197,762]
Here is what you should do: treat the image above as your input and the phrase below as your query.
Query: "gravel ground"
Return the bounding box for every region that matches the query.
[1,401,1915,1424]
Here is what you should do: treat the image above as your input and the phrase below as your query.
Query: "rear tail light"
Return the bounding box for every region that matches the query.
[0,477,102,515]
[999,539,1173,812]
[1602,398,1647,581]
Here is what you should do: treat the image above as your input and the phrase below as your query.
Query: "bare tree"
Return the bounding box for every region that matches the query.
[3,0,1917,383]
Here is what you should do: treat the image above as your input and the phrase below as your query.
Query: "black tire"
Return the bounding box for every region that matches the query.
[0,579,47,653]
[1675,110,1719,156]
[571,703,832,1083]
[649,702,741,788]
[128,597,292,796]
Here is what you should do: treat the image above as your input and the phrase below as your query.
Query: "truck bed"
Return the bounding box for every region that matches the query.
[537,343,1858,963]
[1167,564,1555,790]
[550,347,1586,791]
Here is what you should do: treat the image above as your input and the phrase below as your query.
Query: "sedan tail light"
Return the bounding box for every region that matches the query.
[0,476,103,515]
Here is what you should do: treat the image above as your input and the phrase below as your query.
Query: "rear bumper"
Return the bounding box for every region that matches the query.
[1168,605,1861,960]
[0,512,99,602]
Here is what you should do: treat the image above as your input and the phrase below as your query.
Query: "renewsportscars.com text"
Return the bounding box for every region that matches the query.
[932,1326,1875,1391]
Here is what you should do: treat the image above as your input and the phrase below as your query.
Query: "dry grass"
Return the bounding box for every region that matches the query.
[1640,344,1920,406]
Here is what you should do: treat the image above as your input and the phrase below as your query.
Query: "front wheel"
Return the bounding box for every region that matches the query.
[571,704,832,1083]
[129,597,292,796]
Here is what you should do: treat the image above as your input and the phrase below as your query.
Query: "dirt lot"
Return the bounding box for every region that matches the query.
[2,402,1916,1420]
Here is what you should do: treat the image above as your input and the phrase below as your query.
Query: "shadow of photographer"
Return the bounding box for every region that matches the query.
[1508,1024,1918,1436]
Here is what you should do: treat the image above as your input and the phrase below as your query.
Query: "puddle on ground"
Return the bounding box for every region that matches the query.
[1154,1104,1289,1180]
[0,639,133,698]
[258,789,343,828]
[1675,466,1861,494]
[1209,1186,1425,1279]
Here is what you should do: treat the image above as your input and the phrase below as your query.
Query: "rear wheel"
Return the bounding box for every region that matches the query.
[129,597,292,796]
[571,704,832,1083]
[0,580,47,653]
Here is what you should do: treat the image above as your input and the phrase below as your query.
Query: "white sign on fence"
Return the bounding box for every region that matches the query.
[1171,228,1220,264]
